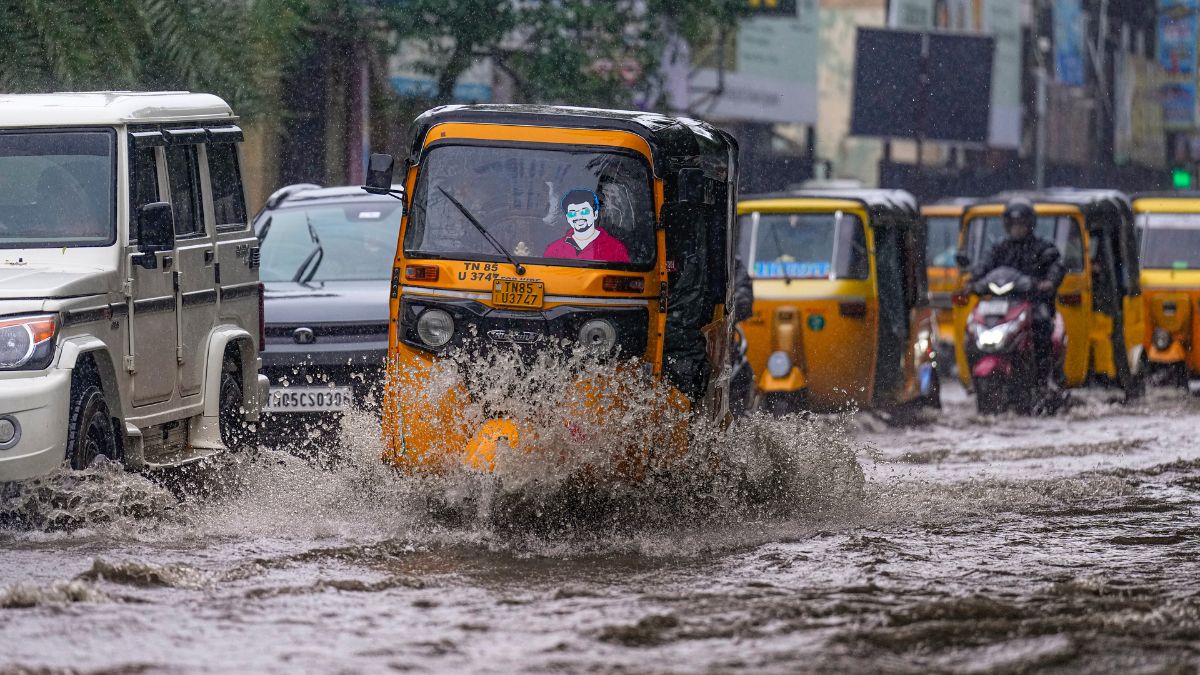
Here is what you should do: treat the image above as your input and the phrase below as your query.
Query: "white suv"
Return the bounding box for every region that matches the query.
[0,92,268,481]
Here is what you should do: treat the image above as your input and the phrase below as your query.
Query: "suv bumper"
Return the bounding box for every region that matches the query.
[0,369,71,482]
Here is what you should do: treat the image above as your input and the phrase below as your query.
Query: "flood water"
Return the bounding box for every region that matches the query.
[2,381,1199,673]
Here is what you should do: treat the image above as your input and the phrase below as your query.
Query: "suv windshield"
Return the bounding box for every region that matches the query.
[0,130,115,248]
[1138,213,1200,270]
[406,144,655,268]
[738,211,869,279]
[258,202,402,282]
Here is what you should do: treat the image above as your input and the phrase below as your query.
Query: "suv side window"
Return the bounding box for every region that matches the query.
[130,146,159,233]
[207,142,247,229]
[166,145,205,237]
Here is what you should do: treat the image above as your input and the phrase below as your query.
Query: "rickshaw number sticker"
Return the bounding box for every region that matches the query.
[754,261,830,279]
[493,279,545,309]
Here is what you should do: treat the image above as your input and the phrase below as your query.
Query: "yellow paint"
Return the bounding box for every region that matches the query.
[1135,198,1200,375]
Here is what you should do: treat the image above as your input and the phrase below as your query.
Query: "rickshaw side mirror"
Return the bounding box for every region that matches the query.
[364,153,396,195]
[678,168,714,205]
[954,251,970,269]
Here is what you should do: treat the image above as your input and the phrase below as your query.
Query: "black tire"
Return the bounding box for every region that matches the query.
[218,366,250,452]
[66,382,120,470]
[974,378,1006,415]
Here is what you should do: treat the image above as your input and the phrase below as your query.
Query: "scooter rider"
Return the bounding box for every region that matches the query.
[972,198,1066,387]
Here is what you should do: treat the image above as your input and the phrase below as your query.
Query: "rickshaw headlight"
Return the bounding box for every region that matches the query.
[578,319,617,353]
[416,309,454,348]
[767,351,792,379]
[1152,328,1173,351]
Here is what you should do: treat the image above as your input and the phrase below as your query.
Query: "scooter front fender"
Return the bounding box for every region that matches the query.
[972,355,1011,379]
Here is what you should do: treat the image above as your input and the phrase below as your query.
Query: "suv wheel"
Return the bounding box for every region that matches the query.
[219,365,250,452]
[66,383,119,470]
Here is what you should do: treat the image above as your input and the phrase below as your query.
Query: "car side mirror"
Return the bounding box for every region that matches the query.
[364,153,396,195]
[678,168,714,205]
[954,251,971,269]
[134,202,175,269]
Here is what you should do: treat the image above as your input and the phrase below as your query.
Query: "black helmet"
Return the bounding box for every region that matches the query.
[1002,197,1035,235]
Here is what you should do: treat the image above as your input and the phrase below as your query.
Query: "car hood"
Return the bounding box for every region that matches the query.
[263,280,391,325]
[0,263,117,300]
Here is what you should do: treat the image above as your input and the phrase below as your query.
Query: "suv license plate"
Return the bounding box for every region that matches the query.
[978,299,1009,315]
[493,279,544,309]
[265,386,352,412]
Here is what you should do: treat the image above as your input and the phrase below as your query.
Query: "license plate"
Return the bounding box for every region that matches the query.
[264,386,352,412]
[978,299,1009,315]
[493,278,544,309]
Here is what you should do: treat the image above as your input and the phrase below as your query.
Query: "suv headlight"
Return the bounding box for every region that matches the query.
[0,314,57,370]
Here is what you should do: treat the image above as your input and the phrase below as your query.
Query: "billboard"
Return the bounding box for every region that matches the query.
[688,0,819,124]
[888,0,1021,148]
[1053,0,1086,86]
[1159,0,1199,130]
[851,28,994,144]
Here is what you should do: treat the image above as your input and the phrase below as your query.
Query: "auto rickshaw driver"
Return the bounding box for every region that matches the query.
[970,198,1066,389]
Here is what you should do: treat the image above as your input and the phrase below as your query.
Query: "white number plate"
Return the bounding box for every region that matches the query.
[977,299,1009,315]
[264,386,352,412]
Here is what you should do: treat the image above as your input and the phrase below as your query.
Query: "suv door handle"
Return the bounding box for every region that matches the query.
[204,249,215,266]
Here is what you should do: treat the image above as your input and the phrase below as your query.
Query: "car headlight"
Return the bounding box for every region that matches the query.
[416,309,454,348]
[766,350,792,378]
[1153,328,1173,351]
[578,319,617,353]
[0,314,57,370]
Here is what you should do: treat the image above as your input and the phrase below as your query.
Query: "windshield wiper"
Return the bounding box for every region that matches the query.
[438,186,526,276]
[292,213,325,284]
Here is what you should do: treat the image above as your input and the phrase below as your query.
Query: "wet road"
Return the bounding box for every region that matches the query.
[2,381,1199,673]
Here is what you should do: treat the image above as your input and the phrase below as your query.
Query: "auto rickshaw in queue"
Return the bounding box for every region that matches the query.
[1132,193,1200,390]
[952,190,1146,399]
[737,189,940,413]
[363,104,740,474]
[922,199,972,364]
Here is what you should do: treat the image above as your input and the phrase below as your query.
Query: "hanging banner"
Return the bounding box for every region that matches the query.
[1053,0,1086,86]
[1159,0,1199,130]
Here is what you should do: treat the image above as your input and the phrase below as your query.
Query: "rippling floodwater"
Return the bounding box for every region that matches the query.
[1,381,1199,673]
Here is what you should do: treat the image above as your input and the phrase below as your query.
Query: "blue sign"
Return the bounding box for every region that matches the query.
[390,77,492,103]
[1053,0,1086,86]
[1158,0,1199,77]
[753,261,831,279]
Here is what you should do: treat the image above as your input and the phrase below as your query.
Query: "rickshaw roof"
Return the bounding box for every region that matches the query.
[405,104,734,175]
[972,189,1132,230]
[1131,193,1200,214]
[740,188,919,225]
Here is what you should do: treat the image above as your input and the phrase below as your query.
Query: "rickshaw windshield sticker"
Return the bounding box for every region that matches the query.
[754,261,830,278]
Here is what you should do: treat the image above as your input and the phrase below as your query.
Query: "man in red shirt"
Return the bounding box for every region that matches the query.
[543,188,630,263]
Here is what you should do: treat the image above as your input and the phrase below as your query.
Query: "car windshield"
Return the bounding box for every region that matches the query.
[738,211,868,279]
[926,215,960,268]
[0,130,115,248]
[405,144,655,268]
[1138,213,1200,270]
[257,202,402,282]
[968,215,1085,272]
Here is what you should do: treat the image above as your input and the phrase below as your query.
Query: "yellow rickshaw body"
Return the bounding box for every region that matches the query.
[380,105,738,475]
[954,191,1144,394]
[921,203,965,347]
[738,191,935,411]
[1132,197,1200,377]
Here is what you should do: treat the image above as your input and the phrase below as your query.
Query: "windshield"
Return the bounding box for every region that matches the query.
[926,215,960,268]
[968,215,1085,272]
[257,202,402,282]
[406,144,656,269]
[1139,213,1200,269]
[738,211,868,280]
[0,130,115,248]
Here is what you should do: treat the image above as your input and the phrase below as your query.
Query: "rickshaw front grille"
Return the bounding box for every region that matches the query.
[399,297,649,363]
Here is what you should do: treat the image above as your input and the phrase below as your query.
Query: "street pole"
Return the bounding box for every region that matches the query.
[1034,0,1048,190]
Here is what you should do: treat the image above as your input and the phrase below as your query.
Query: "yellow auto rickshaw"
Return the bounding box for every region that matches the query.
[1132,193,1200,389]
[363,104,740,474]
[737,189,939,413]
[922,200,971,359]
[953,190,1146,398]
